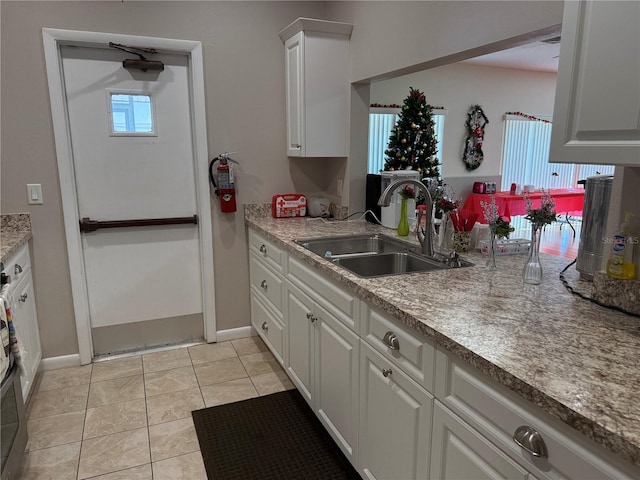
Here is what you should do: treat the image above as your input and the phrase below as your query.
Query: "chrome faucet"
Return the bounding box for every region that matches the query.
[377,178,434,257]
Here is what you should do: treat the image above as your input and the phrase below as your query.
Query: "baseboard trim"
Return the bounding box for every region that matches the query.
[216,325,256,342]
[41,354,81,371]
[41,327,255,369]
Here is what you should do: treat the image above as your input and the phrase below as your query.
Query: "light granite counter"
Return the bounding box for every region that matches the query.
[245,206,640,469]
[1,213,32,264]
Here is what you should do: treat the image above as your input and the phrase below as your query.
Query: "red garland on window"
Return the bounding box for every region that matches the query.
[506,112,552,124]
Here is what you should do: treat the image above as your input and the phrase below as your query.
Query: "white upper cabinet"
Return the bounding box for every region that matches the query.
[279,18,353,157]
[550,1,640,166]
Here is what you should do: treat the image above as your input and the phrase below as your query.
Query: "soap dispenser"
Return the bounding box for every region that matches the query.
[606,212,637,280]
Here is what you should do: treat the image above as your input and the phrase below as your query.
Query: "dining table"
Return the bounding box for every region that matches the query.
[462,188,585,224]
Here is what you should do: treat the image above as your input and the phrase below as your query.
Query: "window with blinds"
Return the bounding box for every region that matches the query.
[367,109,446,175]
[500,114,614,232]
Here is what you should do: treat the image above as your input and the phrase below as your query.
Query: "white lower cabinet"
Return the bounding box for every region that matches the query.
[286,281,359,463]
[434,348,640,480]
[359,341,432,480]
[247,228,640,479]
[4,243,42,401]
[430,402,533,480]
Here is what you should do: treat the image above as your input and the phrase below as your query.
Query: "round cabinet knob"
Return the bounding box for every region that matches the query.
[259,244,267,255]
[382,331,400,350]
[19,293,28,302]
[261,322,268,333]
[306,312,312,319]
[382,368,392,378]
[14,264,23,275]
[260,280,268,290]
[513,425,548,458]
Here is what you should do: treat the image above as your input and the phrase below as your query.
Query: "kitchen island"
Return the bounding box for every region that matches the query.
[245,205,640,475]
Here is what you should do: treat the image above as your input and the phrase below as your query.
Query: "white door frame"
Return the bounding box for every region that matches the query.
[42,28,216,365]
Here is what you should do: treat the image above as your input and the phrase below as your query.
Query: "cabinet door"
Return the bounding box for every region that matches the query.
[359,342,432,480]
[286,283,314,403]
[315,304,359,462]
[285,32,304,157]
[12,273,42,401]
[430,402,532,480]
[550,0,640,165]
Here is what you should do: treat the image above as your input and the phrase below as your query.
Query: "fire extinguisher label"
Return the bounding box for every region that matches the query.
[218,172,233,190]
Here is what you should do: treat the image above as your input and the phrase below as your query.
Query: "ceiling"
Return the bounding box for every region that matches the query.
[461,38,561,73]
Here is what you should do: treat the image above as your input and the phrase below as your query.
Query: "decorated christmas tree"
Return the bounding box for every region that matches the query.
[383,87,440,182]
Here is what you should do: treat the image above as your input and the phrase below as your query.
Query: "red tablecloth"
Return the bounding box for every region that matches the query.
[462,189,584,223]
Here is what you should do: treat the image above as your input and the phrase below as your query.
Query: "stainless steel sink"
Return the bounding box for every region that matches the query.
[295,233,473,277]
[332,252,447,277]
[295,234,411,259]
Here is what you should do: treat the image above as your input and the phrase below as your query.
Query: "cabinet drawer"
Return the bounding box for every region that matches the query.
[287,255,359,332]
[435,348,640,480]
[362,304,435,392]
[430,402,531,480]
[248,229,284,273]
[249,252,284,315]
[4,243,31,285]
[250,292,285,365]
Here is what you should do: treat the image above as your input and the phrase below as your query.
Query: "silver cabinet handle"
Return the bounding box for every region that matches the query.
[295,144,302,148]
[382,368,392,377]
[259,244,267,255]
[513,425,548,458]
[383,331,400,350]
[306,312,317,323]
[14,264,23,275]
[19,293,28,302]
[260,280,267,290]
[261,322,268,333]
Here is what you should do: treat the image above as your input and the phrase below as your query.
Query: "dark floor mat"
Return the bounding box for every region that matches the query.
[192,389,362,480]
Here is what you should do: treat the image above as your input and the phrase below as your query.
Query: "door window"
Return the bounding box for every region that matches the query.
[108,92,156,136]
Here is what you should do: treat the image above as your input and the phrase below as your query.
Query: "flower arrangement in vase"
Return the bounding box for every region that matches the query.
[480,195,515,270]
[397,184,415,236]
[523,190,557,284]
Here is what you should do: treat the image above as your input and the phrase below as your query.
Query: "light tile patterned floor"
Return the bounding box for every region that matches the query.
[21,336,294,480]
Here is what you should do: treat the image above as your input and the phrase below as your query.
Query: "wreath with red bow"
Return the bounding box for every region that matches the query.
[462,105,489,171]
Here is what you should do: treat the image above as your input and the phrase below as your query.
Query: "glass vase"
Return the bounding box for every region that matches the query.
[439,213,451,251]
[486,227,497,270]
[397,197,410,236]
[523,225,543,284]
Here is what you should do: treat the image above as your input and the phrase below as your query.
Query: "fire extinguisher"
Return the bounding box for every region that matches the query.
[209,152,238,213]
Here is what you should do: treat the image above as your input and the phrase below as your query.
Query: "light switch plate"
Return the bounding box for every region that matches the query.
[27,184,43,205]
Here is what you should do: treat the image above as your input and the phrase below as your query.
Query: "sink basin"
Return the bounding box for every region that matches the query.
[295,234,411,259]
[295,233,474,277]
[332,252,447,278]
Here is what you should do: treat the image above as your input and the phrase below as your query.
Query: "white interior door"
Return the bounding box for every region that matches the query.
[61,44,205,354]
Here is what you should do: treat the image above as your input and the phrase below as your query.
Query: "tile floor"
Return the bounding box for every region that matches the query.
[20,336,294,480]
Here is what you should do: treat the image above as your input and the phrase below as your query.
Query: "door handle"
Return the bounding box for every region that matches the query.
[79,215,198,233]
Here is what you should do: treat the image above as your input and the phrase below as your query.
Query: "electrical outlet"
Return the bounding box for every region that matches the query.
[27,184,43,205]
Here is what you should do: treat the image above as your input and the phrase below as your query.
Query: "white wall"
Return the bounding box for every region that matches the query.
[370,63,558,181]
[328,1,564,83]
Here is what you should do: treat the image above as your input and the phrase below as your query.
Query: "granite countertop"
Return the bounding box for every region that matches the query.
[1,214,32,264]
[245,206,640,469]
